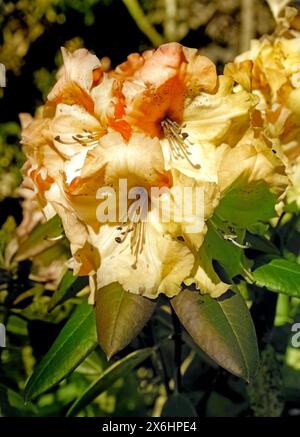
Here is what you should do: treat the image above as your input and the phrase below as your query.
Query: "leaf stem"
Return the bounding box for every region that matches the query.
[171,306,182,393]
[157,344,172,396]
[149,319,171,395]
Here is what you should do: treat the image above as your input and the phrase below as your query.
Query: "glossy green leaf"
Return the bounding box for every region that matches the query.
[15,215,64,261]
[25,302,97,401]
[215,180,277,230]
[253,258,300,297]
[49,270,89,311]
[161,394,197,417]
[171,289,259,382]
[67,347,154,416]
[206,218,248,278]
[96,282,156,358]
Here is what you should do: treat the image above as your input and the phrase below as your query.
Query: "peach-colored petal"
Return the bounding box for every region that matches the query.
[48,103,105,159]
[116,43,217,137]
[47,48,102,113]
[48,48,101,99]
[181,46,217,95]
[91,217,194,299]
[217,131,288,195]
[81,131,170,190]
[224,60,253,92]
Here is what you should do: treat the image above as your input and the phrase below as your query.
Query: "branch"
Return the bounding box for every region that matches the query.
[240,0,255,52]
[164,0,177,41]
[123,0,165,47]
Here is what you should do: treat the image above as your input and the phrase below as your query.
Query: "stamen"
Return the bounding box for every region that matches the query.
[114,221,132,244]
[114,212,146,269]
[131,221,146,269]
[54,130,100,146]
[161,119,201,169]
[223,234,250,249]
[45,235,64,242]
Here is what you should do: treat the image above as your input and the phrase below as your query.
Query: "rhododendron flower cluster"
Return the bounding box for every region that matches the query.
[225,6,300,208]
[21,41,287,302]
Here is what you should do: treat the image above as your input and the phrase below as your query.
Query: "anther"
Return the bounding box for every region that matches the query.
[161,119,201,169]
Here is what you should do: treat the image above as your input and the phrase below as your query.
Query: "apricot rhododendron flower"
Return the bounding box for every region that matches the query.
[224,6,300,208]
[21,42,287,302]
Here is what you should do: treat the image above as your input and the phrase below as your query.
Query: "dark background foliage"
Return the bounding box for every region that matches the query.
[1,0,300,417]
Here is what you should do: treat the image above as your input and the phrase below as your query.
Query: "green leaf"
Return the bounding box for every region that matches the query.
[161,394,197,417]
[7,315,28,336]
[246,232,280,255]
[16,215,64,261]
[253,258,300,297]
[49,270,89,311]
[187,216,252,298]
[0,384,37,417]
[215,180,277,230]
[206,218,248,278]
[96,283,156,359]
[25,302,97,401]
[75,350,107,376]
[67,347,154,416]
[171,289,259,382]
[0,216,16,266]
